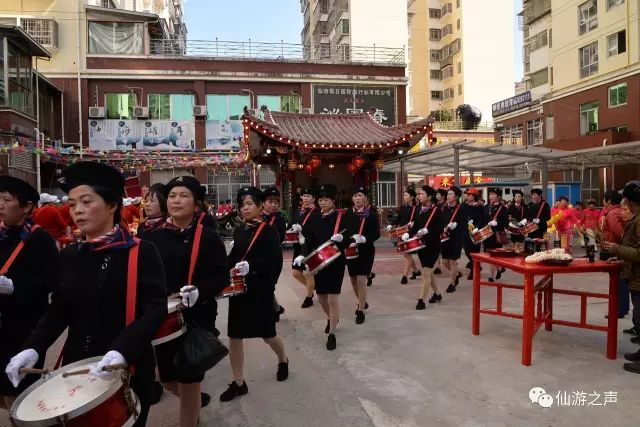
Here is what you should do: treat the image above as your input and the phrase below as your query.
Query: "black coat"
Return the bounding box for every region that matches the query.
[292,206,320,263]
[395,204,418,227]
[343,207,380,276]
[263,212,287,243]
[0,226,59,395]
[23,240,167,382]
[302,210,346,294]
[440,203,466,259]
[146,224,229,331]
[527,201,551,238]
[507,203,528,242]
[484,203,509,249]
[227,222,282,338]
[409,205,444,268]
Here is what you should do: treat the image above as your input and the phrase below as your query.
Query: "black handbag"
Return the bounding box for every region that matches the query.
[173,318,228,378]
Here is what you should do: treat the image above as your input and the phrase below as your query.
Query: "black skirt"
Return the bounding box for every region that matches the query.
[155,336,205,384]
[228,288,277,339]
[314,255,345,295]
[417,244,440,269]
[346,244,375,276]
[441,237,463,260]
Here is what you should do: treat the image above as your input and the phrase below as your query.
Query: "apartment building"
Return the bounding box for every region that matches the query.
[407,0,515,122]
[492,0,640,202]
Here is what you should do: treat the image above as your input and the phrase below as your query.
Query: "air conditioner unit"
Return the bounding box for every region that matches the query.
[193,105,207,117]
[301,108,313,114]
[248,109,261,117]
[134,106,148,118]
[88,106,105,118]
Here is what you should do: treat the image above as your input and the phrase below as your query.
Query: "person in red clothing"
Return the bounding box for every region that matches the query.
[551,196,578,251]
[216,200,229,216]
[32,193,67,245]
[601,190,629,318]
[581,199,601,232]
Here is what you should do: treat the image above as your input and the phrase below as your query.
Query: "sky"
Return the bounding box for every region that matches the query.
[184,0,524,81]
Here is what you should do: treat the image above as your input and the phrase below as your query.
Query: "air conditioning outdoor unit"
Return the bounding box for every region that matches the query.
[134,106,148,118]
[193,105,207,117]
[248,109,261,117]
[88,106,105,118]
[301,108,313,114]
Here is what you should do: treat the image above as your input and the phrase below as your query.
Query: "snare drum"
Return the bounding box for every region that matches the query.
[520,222,539,236]
[219,272,247,298]
[284,230,300,244]
[507,224,521,235]
[152,299,186,346]
[388,224,409,239]
[10,357,140,427]
[471,226,494,244]
[345,243,359,260]
[397,236,426,254]
[303,241,341,275]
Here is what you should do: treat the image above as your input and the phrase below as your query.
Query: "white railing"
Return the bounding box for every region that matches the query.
[433,120,495,132]
[149,39,406,65]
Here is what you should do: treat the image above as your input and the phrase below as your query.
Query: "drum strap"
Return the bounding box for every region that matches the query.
[408,205,417,224]
[269,215,276,226]
[240,221,266,262]
[447,204,461,226]
[54,239,140,370]
[424,207,437,229]
[187,223,204,286]
[535,202,547,219]
[358,217,366,235]
[0,224,40,275]
[301,207,316,226]
[333,211,343,235]
[491,205,504,221]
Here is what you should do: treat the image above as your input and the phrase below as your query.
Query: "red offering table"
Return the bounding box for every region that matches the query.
[471,253,622,366]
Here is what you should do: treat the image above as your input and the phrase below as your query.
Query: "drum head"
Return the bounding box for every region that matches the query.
[11,357,124,424]
[167,299,181,313]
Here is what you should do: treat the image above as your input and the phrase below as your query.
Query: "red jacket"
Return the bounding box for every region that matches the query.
[552,206,578,233]
[33,205,67,239]
[58,203,74,227]
[122,204,141,225]
[581,208,601,230]
[601,205,626,243]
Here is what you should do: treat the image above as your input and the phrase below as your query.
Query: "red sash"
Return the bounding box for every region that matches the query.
[0,224,40,275]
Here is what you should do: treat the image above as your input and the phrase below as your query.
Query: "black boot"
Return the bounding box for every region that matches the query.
[367,272,375,287]
[410,271,421,280]
[455,272,463,286]
[219,381,248,402]
[428,293,441,303]
[623,326,638,335]
[201,392,211,408]
[446,283,456,293]
[495,270,502,280]
[327,333,337,350]
[301,296,313,308]
[401,276,408,284]
[631,336,639,344]
[467,271,473,280]
[355,310,365,324]
[277,359,289,381]
[416,299,426,310]
[433,267,442,275]
[624,350,640,362]
[623,362,640,374]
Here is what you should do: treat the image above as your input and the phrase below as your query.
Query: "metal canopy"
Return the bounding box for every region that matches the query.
[383,139,571,176]
[545,140,640,170]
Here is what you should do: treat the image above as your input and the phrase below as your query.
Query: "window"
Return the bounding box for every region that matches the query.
[148,94,194,120]
[441,3,452,16]
[429,8,441,19]
[607,30,626,56]
[457,0,461,7]
[6,42,33,115]
[607,0,624,9]
[443,66,453,79]
[457,84,462,95]
[608,82,627,107]
[377,171,396,208]
[530,67,549,88]
[545,116,554,139]
[529,30,548,52]
[579,42,598,78]
[550,66,554,85]
[578,0,597,35]
[256,95,301,114]
[105,93,137,119]
[429,29,442,41]
[457,61,462,74]
[430,69,442,79]
[443,87,455,100]
[442,24,453,37]
[500,124,523,144]
[431,91,442,100]
[457,18,460,30]
[206,94,249,121]
[527,119,543,145]
[340,19,349,35]
[580,101,599,135]
[430,49,442,61]
[88,21,144,54]
[549,29,552,48]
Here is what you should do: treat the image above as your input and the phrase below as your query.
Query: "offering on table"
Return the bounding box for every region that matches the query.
[525,248,573,265]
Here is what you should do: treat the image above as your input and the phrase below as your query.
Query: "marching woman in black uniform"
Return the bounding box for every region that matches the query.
[440,186,466,294]
[401,186,445,309]
[145,176,229,426]
[221,186,289,402]
[462,188,485,280]
[136,183,167,238]
[291,188,318,308]
[527,188,551,239]
[0,177,58,411]
[386,188,421,284]
[433,189,448,275]
[507,189,528,243]
[262,186,286,320]
[344,186,380,325]
[483,188,509,282]
[294,184,345,350]
[5,162,167,426]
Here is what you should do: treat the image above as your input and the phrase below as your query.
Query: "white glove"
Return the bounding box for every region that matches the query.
[417,228,428,236]
[447,222,457,230]
[298,233,305,245]
[472,228,479,234]
[229,240,234,248]
[0,275,14,295]
[235,261,250,276]
[408,222,414,227]
[291,224,302,233]
[386,225,393,231]
[518,219,528,226]
[179,285,199,307]
[89,350,125,381]
[468,220,474,225]
[331,233,343,243]
[352,234,366,244]
[533,218,540,224]
[401,233,410,242]
[488,220,498,227]
[293,255,305,267]
[5,349,38,388]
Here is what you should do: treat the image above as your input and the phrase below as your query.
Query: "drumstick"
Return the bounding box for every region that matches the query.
[61,363,128,378]
[19,368,49,375]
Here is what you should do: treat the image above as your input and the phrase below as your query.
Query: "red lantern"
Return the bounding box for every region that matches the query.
[353,157,365,169]
[346,163,357,175]
[309,155,321,168]
[304,164,314,175]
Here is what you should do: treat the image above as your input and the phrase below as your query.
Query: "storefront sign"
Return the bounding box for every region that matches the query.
[428,175,494,188]
[492,91,532,117]
[313,84,396,126]
[88,120,194,150]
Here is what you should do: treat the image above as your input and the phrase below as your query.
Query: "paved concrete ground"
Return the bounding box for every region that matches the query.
[2,242,639,426]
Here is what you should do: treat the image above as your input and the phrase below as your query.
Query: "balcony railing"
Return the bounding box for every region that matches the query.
[523,0,551,25]
[20,18,58,48]
[149,39,406,65]
[433,120,495,132]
